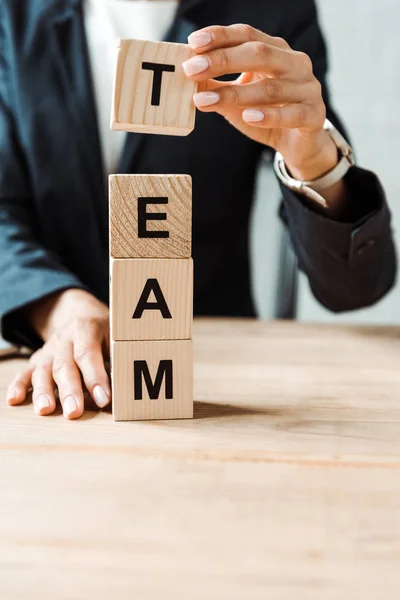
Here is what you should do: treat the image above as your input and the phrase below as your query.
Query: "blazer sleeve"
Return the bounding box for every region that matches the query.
[0,13,87,348]
[277,0,397,313]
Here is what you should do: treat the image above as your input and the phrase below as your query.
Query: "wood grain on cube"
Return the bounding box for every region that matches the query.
[109,174,191,258]
[112,340,193,421]
[111,39,198,136]
[111,258,193,341]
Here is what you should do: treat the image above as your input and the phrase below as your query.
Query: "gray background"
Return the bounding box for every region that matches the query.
[252,0,400,324]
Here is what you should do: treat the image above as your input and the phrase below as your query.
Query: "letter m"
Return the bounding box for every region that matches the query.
[134,360,173,400]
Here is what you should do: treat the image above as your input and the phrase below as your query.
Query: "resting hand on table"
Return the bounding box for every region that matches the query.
[185,24,345,208]
[6,289,111,419]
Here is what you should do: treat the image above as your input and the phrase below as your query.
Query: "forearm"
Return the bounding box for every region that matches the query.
[0,241,88,349]
[279,166,397,312]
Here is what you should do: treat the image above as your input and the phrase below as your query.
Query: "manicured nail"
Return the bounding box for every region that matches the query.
[35,393,51,412]
[6,388,17,403]
[188,31,213,49]
[243,109,264,123]
[63,395,77,418]
[194,92,220,107]
[93,385,110,408]
[182,56,210,76]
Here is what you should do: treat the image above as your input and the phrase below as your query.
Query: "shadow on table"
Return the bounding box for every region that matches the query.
[193,401,272,420]
[350,326,400,339]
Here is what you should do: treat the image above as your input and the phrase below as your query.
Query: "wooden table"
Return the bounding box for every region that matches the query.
[1,319,400,599]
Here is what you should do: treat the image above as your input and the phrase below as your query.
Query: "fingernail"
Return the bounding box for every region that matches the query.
[194,92,220,107]
[182,56,210,77]
[243,109,264,123]
[188,31,213,49]
[6,388,17,403]
[35,393,51,412]
[63,395,77,418]
[93,385,110,409]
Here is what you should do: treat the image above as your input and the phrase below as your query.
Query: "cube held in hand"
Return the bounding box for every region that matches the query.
[111,39,198,136]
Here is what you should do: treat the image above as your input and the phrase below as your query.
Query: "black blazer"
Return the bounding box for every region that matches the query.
[0,0,396,348]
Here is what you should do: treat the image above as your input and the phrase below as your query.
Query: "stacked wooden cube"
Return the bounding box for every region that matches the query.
[109,39,198,421]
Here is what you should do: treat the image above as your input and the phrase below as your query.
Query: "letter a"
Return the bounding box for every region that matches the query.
[132,278,172,319]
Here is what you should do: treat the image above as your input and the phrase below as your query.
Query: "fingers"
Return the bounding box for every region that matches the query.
[242,103,325,130]
[6,313,111,420]
[72,318,111,410]
[188,24,289,53]
[6,366,33,406]
[52,341,85,420]
[102,323,111,358]
[193,79,313,111]
[6,353,57,417]
[183,42,306,81]
[186,23,325,142]
[31,361,57,416]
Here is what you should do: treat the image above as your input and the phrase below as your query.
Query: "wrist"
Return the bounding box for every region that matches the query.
[25,289,107,341]
[275,121,354,216]
[25,289,79,340]
[283,129,339,182]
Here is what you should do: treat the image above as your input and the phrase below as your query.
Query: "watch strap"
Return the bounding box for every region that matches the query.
[274,119,355,207]
[278,153,352,194]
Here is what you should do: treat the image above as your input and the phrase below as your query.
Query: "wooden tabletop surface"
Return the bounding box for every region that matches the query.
[1,319,400,599]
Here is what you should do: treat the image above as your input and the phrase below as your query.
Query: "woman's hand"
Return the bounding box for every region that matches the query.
[6,289,111,419]
[184,24,339,184]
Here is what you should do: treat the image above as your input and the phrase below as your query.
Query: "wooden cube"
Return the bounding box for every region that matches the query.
[111,39,198,136]
[109,174,192,258]
[112,340,193,421]
[111,258,193,341]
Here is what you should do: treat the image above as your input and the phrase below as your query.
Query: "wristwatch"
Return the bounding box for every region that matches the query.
[273,119,355,207]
